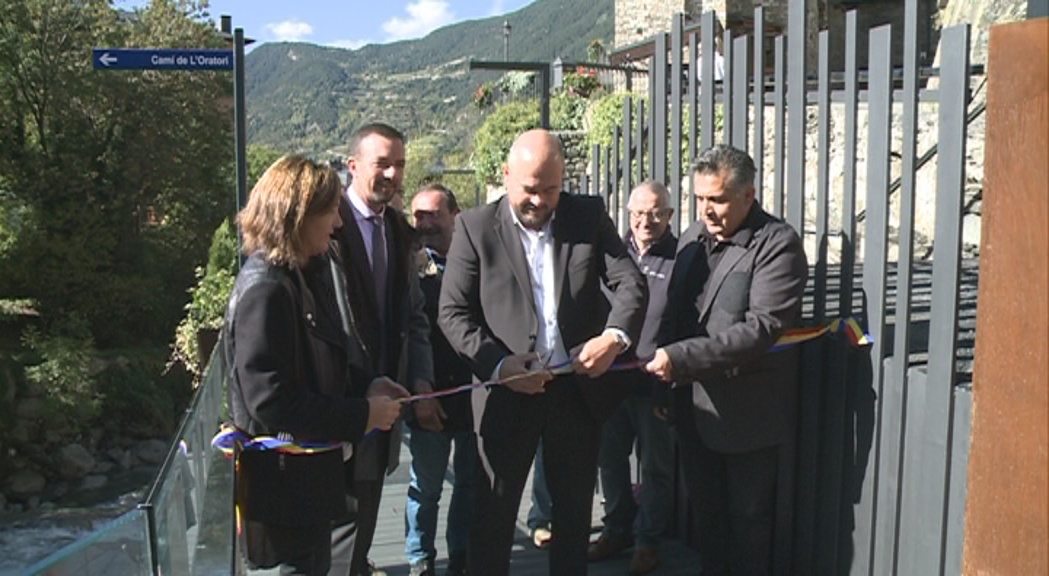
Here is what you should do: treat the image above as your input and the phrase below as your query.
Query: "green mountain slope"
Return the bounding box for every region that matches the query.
[245,0,612,156]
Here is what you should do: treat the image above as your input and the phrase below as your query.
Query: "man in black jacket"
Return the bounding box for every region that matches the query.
[331,123,435,576]
[646,145,808,576]
[403,183,475,576]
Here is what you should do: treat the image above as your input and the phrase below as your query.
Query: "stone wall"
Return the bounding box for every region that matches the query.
[557,130,590,187]
[615,0,704,48]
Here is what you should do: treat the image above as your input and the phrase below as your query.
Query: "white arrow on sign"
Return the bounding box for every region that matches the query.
[98,52,117,67]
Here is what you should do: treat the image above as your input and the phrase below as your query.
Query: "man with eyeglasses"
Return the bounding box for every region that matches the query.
[588,181,677,575]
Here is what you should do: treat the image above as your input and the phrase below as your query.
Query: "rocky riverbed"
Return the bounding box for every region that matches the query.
[0,432,171,572]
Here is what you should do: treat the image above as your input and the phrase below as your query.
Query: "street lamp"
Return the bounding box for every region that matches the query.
[219,15,255,266]
[502,20,512,61]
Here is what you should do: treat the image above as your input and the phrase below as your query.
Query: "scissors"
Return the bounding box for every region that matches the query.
[534,349,575,376]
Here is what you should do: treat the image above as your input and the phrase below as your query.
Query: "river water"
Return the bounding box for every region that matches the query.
[0,468,154,574]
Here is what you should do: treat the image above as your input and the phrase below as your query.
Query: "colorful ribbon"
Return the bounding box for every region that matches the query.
[213,317,873,447]
[211,423,341,457]
[769,317,873,353]
[404,318,870,403]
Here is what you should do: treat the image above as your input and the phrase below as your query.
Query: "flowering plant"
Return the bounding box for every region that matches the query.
[473,83,494,109]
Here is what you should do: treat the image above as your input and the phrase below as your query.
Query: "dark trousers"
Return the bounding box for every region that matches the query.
[675,417,780,576]
[244,522,331,575]
[468,376,601,576]
[278,524,333,575]
[329,474,385,576]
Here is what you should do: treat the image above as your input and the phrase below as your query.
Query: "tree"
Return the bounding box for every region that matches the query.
[0,0,234,347]
[247,144,284,192]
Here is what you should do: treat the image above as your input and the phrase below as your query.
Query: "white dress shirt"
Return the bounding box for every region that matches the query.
[511,211,570,368]
[490,207,631,381]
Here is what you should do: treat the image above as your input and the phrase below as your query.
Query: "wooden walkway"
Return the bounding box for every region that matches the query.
[259,428,702,575]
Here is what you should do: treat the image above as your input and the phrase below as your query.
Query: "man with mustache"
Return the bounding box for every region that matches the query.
[646,145,808,576]
[331,123,435,576]
[439,129,648,575]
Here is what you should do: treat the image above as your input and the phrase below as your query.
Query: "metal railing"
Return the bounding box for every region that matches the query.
[583,1,978,574]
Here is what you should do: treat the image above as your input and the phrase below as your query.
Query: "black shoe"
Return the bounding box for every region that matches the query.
[446,552,466,576]
[365,560,389,576]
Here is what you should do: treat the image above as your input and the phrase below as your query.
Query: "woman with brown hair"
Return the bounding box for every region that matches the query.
[225,154,407,574]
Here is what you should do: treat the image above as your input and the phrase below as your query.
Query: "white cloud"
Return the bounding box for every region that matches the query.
[328,39,369,50]
[489,0,506,16]
[383,0,456,41]
[265,19,313,42]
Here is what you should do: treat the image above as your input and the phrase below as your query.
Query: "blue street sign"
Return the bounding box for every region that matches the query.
[93,48,233,71]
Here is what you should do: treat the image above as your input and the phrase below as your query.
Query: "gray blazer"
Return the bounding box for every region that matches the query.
[438,194,648,425]
[660,205,808,454]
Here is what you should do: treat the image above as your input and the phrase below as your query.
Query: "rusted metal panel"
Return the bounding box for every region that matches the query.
[963,17,1049,576]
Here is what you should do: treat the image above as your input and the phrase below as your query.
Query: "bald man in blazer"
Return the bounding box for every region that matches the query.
[439,129,648,575]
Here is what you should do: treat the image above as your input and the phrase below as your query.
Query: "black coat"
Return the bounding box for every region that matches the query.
[660,205,809,453]
[225,253,371,527]
[333,194,434,477]
[412,248,473,432]
[438,194,649,428]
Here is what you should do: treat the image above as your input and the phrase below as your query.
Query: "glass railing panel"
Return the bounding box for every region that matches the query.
[148,338,234,576]
[21,509,152,575]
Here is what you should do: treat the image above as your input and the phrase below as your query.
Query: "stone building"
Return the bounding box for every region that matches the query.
[612,0,941,71]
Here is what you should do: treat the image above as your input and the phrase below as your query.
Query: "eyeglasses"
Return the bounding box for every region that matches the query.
[629,209,669,223]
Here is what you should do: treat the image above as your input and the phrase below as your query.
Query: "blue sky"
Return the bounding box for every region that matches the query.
[118,0,534,50]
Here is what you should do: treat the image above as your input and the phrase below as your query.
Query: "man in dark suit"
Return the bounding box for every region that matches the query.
[646,145,808,576]
[331,123,435,576]
[439,129,648,575]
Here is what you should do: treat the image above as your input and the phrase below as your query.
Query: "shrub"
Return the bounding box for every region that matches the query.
[172,219,237,378]
[551,92,588,131]
[22,315,100,436]
[471,100,541,186]
[498,71,536,99]
[97,348,192,438]
[587,93,644,150]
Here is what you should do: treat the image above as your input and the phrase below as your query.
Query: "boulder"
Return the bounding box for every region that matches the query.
[12,419,33,443]
[7,469,46,496]
[92,461,114,475]
[16,397,43,419]
[58,443,95,478]
[80,475,108,490]
[107,448,132,470]
[132,439,168,465]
